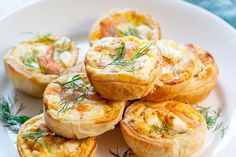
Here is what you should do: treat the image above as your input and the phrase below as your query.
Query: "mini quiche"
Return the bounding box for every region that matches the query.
[174,44,218,104]
[85,36,163,100]
[17,114,97,157]
[143,39,196,102]
[89,9,161,45]
[43,73,125,139]
[4,34,78,97]
[120,100,207,157]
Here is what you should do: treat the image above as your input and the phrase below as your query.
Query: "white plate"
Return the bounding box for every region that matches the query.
[0,0,236,156]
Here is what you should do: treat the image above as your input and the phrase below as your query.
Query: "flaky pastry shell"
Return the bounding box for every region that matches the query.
[89,9,161,45]
[174,44,218,104]
[85,36,163,100]
[121,100,207,157]
[4,35,78,97]
[17,114,97,157]
[43,73,125,139]
[143,40,196,102]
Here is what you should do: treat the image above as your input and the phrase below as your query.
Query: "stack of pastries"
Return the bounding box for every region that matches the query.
[4,9,218,157]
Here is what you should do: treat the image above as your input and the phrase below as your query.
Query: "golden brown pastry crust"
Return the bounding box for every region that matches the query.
[4,35,78,98]
[89,9,161,45]
[120,101,207,157]
[17,114,97,157]
[174,44,218,104]
[85,36,163,100]
[43,73,125,139]
[143,40,196,102]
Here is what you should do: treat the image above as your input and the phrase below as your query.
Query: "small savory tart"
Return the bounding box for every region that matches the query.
[120,100,207,157]
[143,40,196,102]
[174,44,218,104]
[89,9,161,45]
[85,36,163,100]
[43,73,125,139]
[17,114,97,157]
[4,34,78,97]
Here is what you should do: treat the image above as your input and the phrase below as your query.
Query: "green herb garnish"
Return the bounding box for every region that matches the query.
[57,75,93,114]
[151,122,187,136]
[106,43,152,73]
[109,148,133,157]
[23,130,47,146]
[21,51,39,69]
[195,105,228,138]
[35,33,56,44]
[151,123,170,134]
[119,27,141,39]
[0,96,30,132]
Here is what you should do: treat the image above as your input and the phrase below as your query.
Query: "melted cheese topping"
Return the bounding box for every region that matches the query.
[123,101,204,139]
[86,36,162,77]
[10,35,77,75]
[17,114,96,157]
[44,73,123,122]
[156,40,196,85]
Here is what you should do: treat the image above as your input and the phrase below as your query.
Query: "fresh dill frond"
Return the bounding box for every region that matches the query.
[131,43,152,60]
[162,123,170,134]
[195,105,228,138]
[109,148,133,157]
[119,27,141,39]
[0,96,30,133]
[35,33,55,44]
[203,107,221,130]
[21,51,39,69]
[57,74,93,115]
[124,65,135,73]
[115,44,125,56]
[23,130,47,146]
[220,125,228,138]
[151,123,187,136]
[105,43,152,73]
[151,123,170,134]
[107,57,132,67]
[60,74,82,87]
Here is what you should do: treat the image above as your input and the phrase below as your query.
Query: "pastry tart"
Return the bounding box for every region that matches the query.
[143,40,196,102]
[174,44,218,104]
[120,100,207,157]
[17,114,97,157]
[43,73,125,139]
[4,35,78,97]
[89,9,161,45]
[85,36,163,100]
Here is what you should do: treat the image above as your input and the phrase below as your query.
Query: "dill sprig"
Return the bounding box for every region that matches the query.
[151,123,170,134]
[106,43,152,73]
[0,96,30,133]
[23,130,47,146]
[21,51,39,69]
[115,44,125,56]
[151,122,187,136]
[34,33,56,44]
[195,105,228,138]
[109,148,133,157]
[57,75,92,114]
[21,32,55,44]
[119,27,141,39]
[131,43,152,60]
